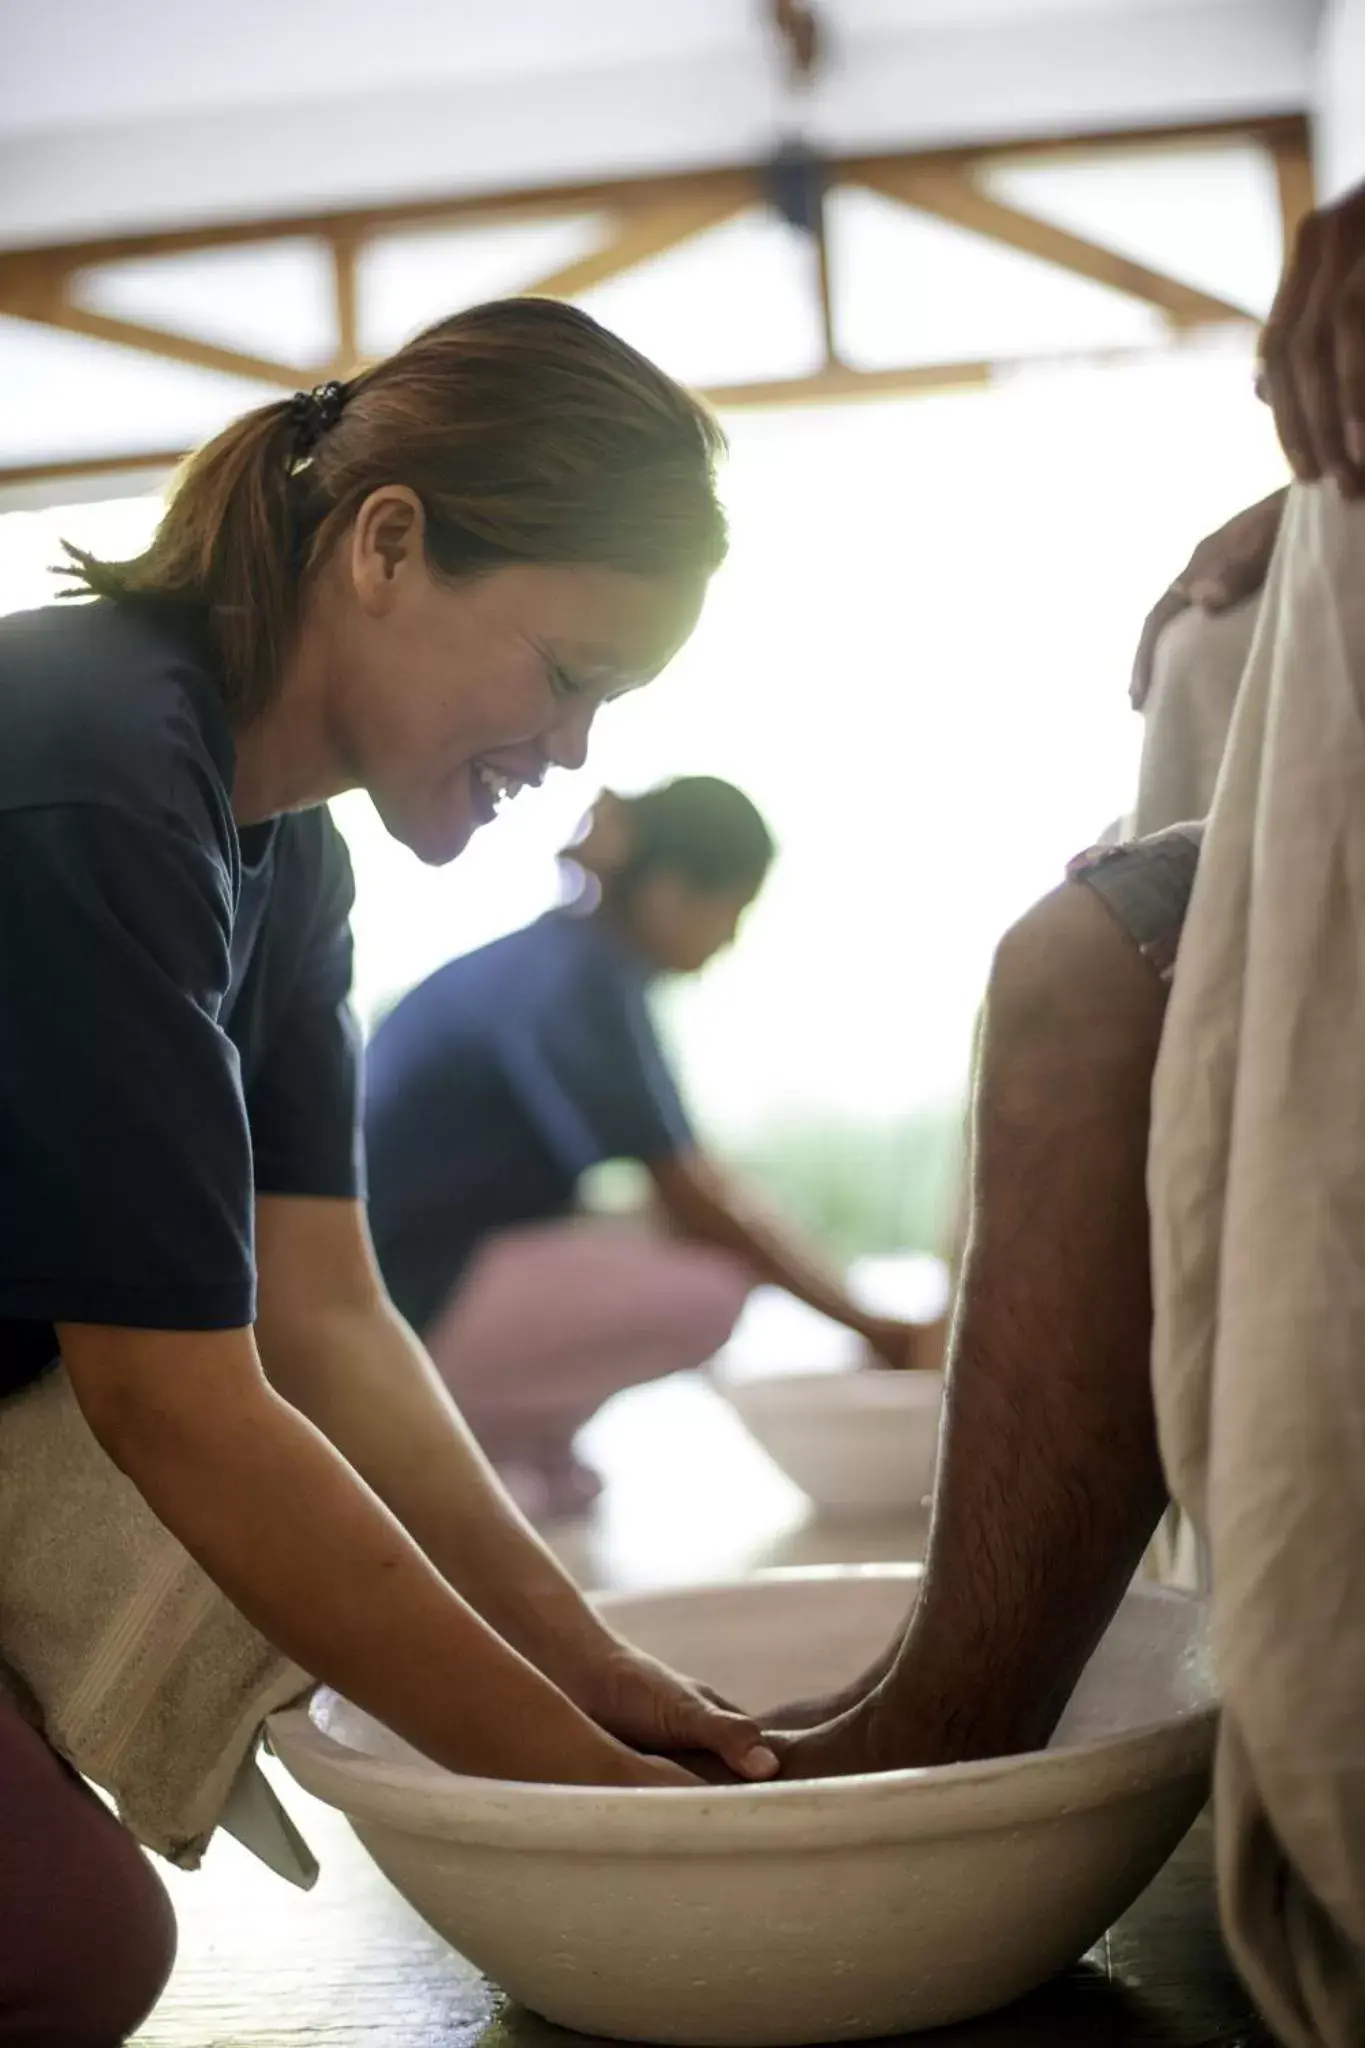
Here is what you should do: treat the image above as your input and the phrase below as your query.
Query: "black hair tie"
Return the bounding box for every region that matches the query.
[288,379,349,456]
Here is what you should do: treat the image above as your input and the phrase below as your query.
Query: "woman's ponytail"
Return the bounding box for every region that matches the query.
[64,396,304,720]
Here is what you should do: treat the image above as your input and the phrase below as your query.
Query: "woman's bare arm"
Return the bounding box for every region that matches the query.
[60,1320,691,1787]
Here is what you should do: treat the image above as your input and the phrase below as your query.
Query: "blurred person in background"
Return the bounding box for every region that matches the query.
[0,298,788,2045]
[364,774,926,1523]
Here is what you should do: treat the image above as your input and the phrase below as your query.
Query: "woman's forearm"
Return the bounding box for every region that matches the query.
[60,1322,652,1786]
[650,1150,880,1340]
[258,1297,620,1694]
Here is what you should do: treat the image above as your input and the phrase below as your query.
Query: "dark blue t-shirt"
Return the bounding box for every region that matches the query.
[364,909,693,1334]
[0,600,362,1397]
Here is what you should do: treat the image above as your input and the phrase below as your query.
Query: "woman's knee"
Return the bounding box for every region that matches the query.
[663,1245,752,1362]
[0,1713,177,2044]
[6,1822,176,2044]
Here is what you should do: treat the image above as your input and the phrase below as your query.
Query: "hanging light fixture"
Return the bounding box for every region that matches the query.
[760,0,837,364]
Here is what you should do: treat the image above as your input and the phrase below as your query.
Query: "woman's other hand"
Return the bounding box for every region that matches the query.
[1259,180,1365,492]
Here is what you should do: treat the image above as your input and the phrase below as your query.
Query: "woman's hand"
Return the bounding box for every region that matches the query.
[610,1750,708,1788]
[576,1641,780,1783]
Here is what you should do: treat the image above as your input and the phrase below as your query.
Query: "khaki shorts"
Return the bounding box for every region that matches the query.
[1068,822,1205,983]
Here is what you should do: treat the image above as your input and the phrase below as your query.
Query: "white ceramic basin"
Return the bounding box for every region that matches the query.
[268,1567,1216,2047]
[711,1365,944,1519]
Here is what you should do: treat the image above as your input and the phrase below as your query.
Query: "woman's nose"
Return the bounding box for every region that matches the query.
[544,699,599,773]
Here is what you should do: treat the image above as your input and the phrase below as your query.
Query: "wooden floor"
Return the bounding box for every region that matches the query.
[132,1371,1273,2048]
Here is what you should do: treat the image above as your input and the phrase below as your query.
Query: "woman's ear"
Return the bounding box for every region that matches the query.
[349,486,426,612]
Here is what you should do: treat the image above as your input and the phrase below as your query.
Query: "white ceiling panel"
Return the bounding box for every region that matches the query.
[0,0,1305,138]
[0,3,1316,246]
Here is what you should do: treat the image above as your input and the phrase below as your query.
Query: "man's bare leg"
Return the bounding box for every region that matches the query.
[779,880,1171,1774]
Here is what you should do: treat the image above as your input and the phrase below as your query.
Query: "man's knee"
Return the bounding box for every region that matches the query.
[985,882,1168,1096]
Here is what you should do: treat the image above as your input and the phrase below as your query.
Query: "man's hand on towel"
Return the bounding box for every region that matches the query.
[581,1642,780,1783]
[1260,178,1365,493]
[1130,489,1287,710]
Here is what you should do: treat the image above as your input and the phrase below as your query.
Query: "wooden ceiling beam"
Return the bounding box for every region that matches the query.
[0,362,991,488]
[0,193,748,396]
[705,359,994,410]
[0,172,757,272]
[0,245,315,388]
[0,365,986,486]
[0,113,1308,269]
[330,233,360,375]
[706,334,1209,411]
[36,303,310,388]
[0,336,1227,490]
[518,193,746,302]
[859,165,1254,328]
[813,206,840,369]
[0,111,1310,487]
[0,447,185,490]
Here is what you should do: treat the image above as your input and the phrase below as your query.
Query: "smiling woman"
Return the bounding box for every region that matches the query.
[0,300,756,2043]
[66,297,723,862]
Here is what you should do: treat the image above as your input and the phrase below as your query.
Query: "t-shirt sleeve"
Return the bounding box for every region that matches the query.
[496,943,694,1179]
[0,803,255,1331]
[246,817,363,1201]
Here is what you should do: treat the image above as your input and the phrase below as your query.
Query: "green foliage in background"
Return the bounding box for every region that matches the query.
[580,1100,965,1264]
[729,1101,965,1264]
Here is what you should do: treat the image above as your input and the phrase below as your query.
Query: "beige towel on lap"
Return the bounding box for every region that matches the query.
[1132,594,1261,1593]
[1149,484,1365,2046]
[0,1364,314,1872]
